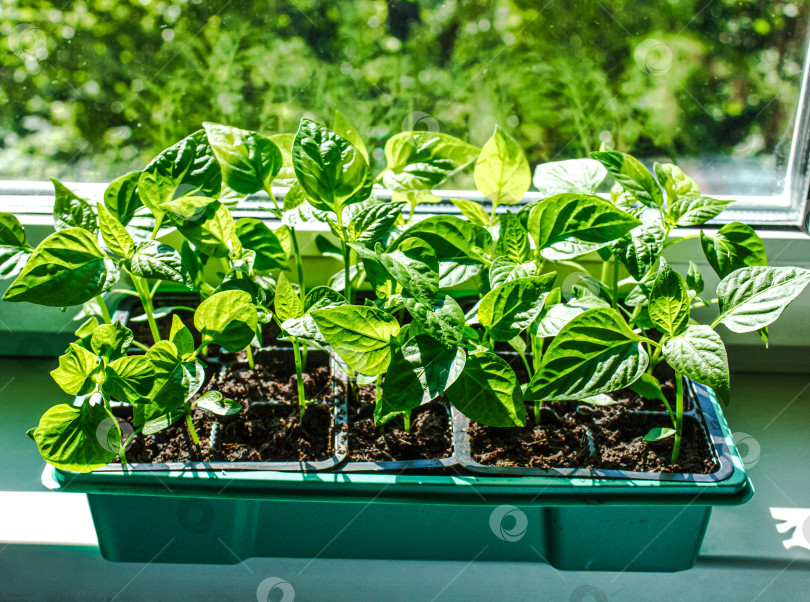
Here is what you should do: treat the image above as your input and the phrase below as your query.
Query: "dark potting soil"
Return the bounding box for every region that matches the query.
[347,385,452,462]
[126,350,338,463]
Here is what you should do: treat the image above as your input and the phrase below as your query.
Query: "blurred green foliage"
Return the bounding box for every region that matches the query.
[0,0,807,184]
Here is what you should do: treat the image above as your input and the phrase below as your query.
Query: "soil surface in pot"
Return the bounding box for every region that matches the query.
[126,349,339,463]
[347,386,452,462]
[469,358,715,473]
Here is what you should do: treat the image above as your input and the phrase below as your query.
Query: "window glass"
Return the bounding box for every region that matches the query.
[1,0,807,197]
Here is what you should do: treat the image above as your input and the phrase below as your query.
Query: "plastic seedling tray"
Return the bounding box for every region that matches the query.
[337,402,458,473]
[453,379,725,481]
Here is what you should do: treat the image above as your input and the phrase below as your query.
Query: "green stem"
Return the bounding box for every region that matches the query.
[150,213,164,240]
[403,411,411,433]
[518,350,531,378]
[132,340,149,352]
[293,339,306,418]
[671,372,684,464]
[290,226,306,302]
[246,345,255,370]
[600,260,610,284]
[647,346,663,374]
[95,295,112,324]
[534,399,542,425]
[185,403,201,447]
[611,258,619,309]
[131,274,160,344]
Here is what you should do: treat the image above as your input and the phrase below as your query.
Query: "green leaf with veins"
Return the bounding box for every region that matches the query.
[348,202,406,244]
[169,314,195,359]
[379,334,466,417]
[332,110,369,162]
[377,237,439,305]
[104,171,142,226]
[0,246,30,280]
[194,290,258,352]
[447,351,525,427]
[669,196,734,227]
[686,261,704,295]
[591,151,664,209]
[91,321,133,360]
[50,343,99,396]
[97,203,134,258]
[195,391,242,415]
[235,217,289,271]
[51,179,99,234]
[269,133,296,185]
[0,212,27,246]
[292,118,372,214]
[29,403,118,472]
[474,126,531,207]
[138,130,221,218]
[653,163,700,204]
[611,214,665,281]
[488,256,536,289]
[700,222,767,279]
[527,193,641,259]
[648,259,690,337]
[144,340,206,414]
[630,373,669,406]
[382,131,480,192]
[311,305,400,375]
[527,308,648,401]
[532,158,607,196]
[403,294,465,348]
[479,273,557,341]
[663,325,730,404]
[3,228,116,307]
[714,266,810,333]
[203,122,281,194]
[644,428,676,442]
[494,212,532,262]
[391,215,492,263]
[274,273,304,322]
[450,198,490,227]
[173,199,241,258]
[127,241,193,288]
[535,296,609,338]
[102,355,155,403]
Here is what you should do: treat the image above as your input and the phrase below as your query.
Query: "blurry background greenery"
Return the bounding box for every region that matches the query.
[0,0,807,194]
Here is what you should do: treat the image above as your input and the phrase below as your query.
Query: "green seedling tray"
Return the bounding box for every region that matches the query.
[43,381,751,571]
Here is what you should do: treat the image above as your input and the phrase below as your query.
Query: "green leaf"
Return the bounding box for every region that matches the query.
[91,321,133,360]
[274,272,304,322]
[644,427,676,442]
[169,314,195,359]
[126,241,193,288]
[437,257,483,289]
[528,308,648,401]
[50,343,99,396]
[203,122,281,194]
[474,126,530,207]
[332,110,369,162]
[479,274,557,341]
[648,259,690,337]
[450,199,491,227]
[194,290,258,352]
[700,222,767,279]
[669,196,734,227]
[392,215,492,263]
[378,237,439,304]
[103,171,142,226]
[403,294,465,348]
[382,131,480,192]
[195,391,241,415]
[527,193,641,259]
[686,261,704,295]
[103,355,155,403]
[145,341,205,412]
[138,130,221,218]
[494,212,531,263]
[141,407,185,435]
[653,163,700,203]
[97,203,134,258]
[611,214,665,281]
[29,403,118,472]
[591,151,664,209]
[0,212,27,246]
[348,202,405,244]
[392,190,442,215]
[2,228,116,307]
[235,217,289,271]
[535,296,609,338]
[715,266,810,333]
[51,179,99,234]
[488,256,536,290]
[173,199,241,258]
[532,158,607,196]
[663,325,730,404]
[0,246,30,280]
[292,118,372,214]
[630,373,669,405]
[379,335,466,415]
[269,133,296,184]
[311,305,400,375]
[447,351,525,427]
